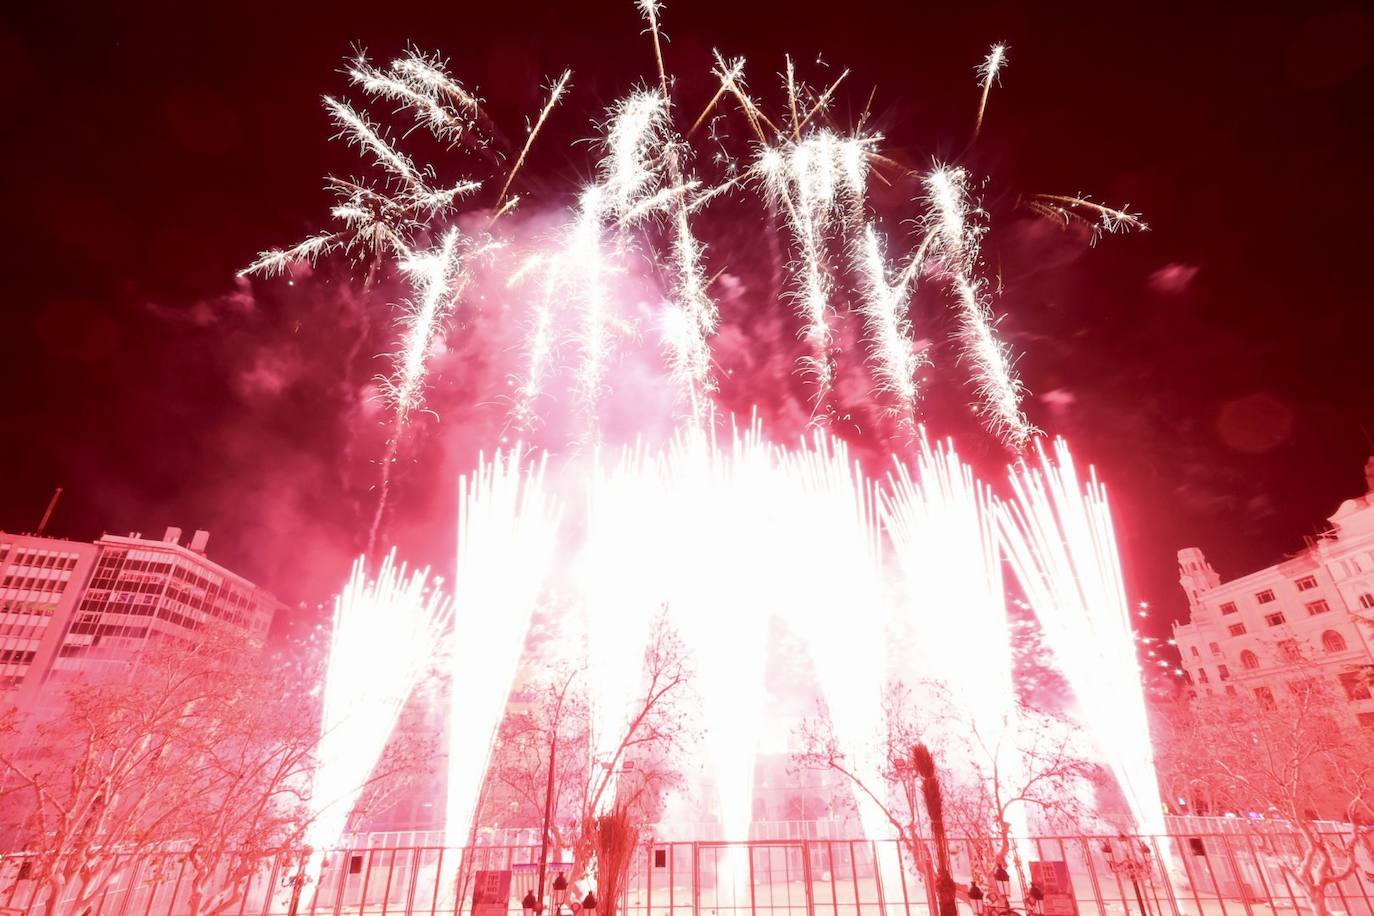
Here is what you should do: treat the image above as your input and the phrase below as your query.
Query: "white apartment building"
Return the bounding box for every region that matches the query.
[0,525,284,710]
[0,533,99,691]
[1172,458,1374,726]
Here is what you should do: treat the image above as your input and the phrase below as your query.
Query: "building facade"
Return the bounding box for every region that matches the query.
[0,525,284,709]
[0,533,99,691]
[1172,458,1374,726]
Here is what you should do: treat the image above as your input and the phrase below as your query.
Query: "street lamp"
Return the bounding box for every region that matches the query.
[1026,883,1044,916]
[582,891,597,914]
[523,891,540,916]
[992,864,1011,907]
[553,874,568,910]
[1101,835,1153,916]
[968,883,985,916]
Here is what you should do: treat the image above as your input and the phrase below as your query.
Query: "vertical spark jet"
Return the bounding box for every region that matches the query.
[785,434,891,841]
[580,442,671,810]
[303,551,451,901]
[446,450,560,858]
[997,439,1168,840]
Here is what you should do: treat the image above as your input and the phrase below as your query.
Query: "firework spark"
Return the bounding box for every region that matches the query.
[384,229,465,419]
[854,223,925,422]
[305,550,450,889]
[446,450,560,852]
[998,439,1168,838]
[1021,193,1149,244]
[973,43,1008,140]
[495,70,573,212]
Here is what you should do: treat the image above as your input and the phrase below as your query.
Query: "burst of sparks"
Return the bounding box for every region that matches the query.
[601,90,673,218]
[1022,193,1149,244]
[325,95,424,188]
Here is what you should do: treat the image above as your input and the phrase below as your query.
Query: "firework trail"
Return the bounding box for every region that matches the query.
[304,550,451,895]
[973,43,1008,140]
[882,435,1026,846]
[495,70,573,213]
[446,449,560,854]
[1020,193,1148,244]
[925,166,1037,448]
[758,131,874,416]
[997,439,1168,838]
[366,229,474,553]
[853,223,926,424]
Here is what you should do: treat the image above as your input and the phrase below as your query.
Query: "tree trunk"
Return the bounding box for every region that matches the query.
[912,744,957,916]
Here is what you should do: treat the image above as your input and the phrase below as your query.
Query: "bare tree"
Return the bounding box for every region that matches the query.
[1155,673,1374,916]
[481,611,693,900]
[0,626,434,916]
[0,630,270,916]
[796,681,1097,905]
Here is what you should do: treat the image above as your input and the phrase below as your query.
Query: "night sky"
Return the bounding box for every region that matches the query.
[1,1,1371,644]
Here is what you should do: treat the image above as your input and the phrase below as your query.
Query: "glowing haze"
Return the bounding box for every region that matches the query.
[246,1,1163,849]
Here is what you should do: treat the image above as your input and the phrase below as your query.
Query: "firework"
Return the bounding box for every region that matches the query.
[997,439,1168,838]
[384,229,465,419]
[495,70,573,212]
[923,167,1036,447]
[854,223,926,422]
[1021,193,1148,244]
[305,551,451,889]
[973,43,1008,140]
[446,449,560,852]
[758,131,876,412]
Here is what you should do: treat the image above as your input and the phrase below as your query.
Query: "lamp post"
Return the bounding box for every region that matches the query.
[1101,835,1153,916]
[992,865,1011,909]
[523,891,539,916]
[967,863,1041,916]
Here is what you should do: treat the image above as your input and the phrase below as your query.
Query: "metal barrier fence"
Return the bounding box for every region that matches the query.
[3,832,1373,916]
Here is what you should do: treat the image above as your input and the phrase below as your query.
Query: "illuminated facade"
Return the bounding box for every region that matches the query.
[1173,458,1374,725]
[0,526,284,708]
[0,533,98,691]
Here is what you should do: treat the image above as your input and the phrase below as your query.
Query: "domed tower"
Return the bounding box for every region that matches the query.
[1177,547,1221,609]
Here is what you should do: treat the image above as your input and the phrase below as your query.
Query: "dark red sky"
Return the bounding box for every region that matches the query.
[1,1,1371,640]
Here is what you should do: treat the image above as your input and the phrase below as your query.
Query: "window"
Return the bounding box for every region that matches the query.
[1339,671,1372,702]
[1255,686,1276,709]
[1305,599,1330,616]
[1295,575,1318,591]
[1358,712,1374,730]
[1256,589,1277,604]
[1208,641,1221,656]
[1360,593,1374,610]
[1190,646,1200,657]
[1225,685,1237,696]
[1218,665,1230,680]
[1228,623,1247,637]
[1278,639,1303,662]
[1220,601,1239,615]
[1322,631,1347,653]
[1241,650,1260,670]
[1265,612,1286,627]
[1197,668,1210,684]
